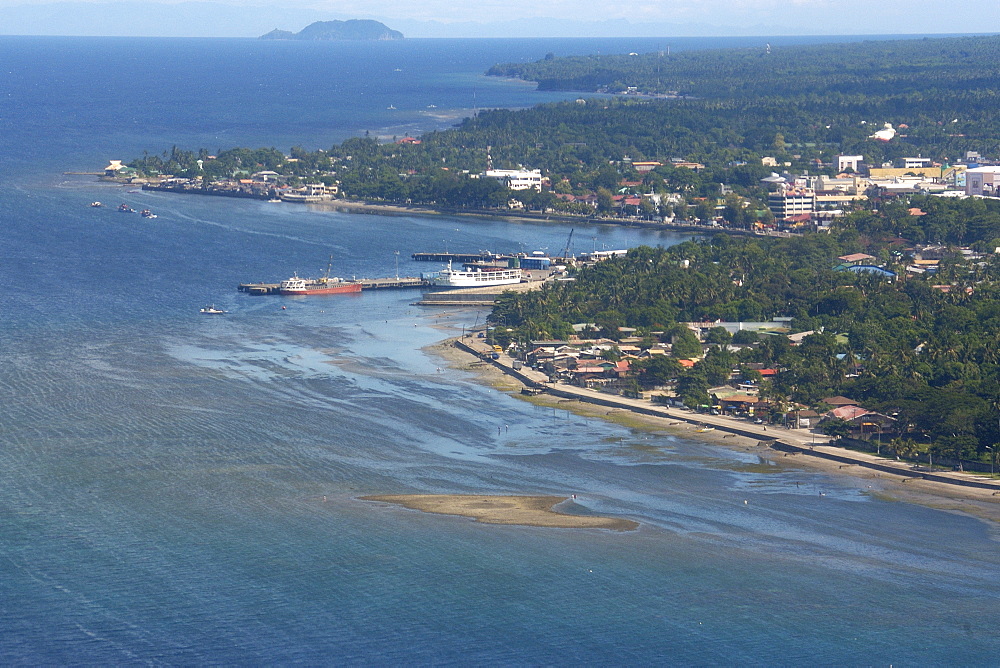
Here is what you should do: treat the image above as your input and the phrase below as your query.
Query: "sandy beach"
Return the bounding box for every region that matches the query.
[428,339,1000,525]
[361,494,639,530]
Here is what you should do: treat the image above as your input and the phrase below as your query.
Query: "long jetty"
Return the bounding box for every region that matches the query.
[238,277,430,295]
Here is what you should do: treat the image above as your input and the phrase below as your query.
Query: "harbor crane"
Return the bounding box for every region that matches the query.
[560,228,575,261]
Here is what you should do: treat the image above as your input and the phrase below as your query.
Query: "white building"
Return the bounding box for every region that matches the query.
[836,155,864,173]
[104,159,125,175]
[484,169,543,191]
[896,157,933,169]
[965,166,1000,197]
[279,183,334,202]
[768,186,815,220]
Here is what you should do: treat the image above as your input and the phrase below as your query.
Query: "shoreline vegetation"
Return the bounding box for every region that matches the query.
[360,494,639,531]
[315,198,765,236]
[430,339,1000,525]
[133,183,766,236]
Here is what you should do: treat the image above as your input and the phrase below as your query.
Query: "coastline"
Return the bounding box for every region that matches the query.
[131,180,776,237]
[428,338,1000,524]
[308,198,764,236]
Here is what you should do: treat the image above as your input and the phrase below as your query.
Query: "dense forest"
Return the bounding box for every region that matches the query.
[490,231,1000,463]
[487,34,1000,100]
[483,34,1000,164]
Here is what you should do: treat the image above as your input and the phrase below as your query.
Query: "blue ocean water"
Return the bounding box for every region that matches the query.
[2,36,1000,664]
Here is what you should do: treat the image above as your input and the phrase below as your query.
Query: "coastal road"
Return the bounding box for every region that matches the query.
[456,338,1000,494]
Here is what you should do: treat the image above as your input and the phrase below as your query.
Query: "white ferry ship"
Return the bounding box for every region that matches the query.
[433,262,522,288]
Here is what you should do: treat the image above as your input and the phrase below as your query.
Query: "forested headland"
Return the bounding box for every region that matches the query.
[490,228,1000,467]
[122,33,1000,461]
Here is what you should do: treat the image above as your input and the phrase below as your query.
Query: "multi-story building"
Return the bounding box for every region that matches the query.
[896,157,934,170]
[965,166,1000,197]
[768,186,815,220]
[484,169,543,191]
[836,155,864,173]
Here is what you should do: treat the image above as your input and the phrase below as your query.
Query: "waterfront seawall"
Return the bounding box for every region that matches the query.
[452,338,1000,495]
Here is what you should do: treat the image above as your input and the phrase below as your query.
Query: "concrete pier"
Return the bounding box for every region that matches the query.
[417,280,542,305]
[412,252,511,263]
[238,282,281,295]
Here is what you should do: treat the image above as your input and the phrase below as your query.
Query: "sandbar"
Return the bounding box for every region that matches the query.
[361,494,639,530]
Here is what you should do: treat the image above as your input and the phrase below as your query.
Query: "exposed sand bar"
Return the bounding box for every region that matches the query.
[361,494,639,531]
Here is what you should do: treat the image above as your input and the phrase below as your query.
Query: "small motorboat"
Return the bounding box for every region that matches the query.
[200,305,227,314]
[140,209,157,218]
[118,203,135,213]
[90,201,103,207]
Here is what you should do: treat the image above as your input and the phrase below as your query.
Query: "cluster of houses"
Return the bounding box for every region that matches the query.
[521,324,776,401]
[104,161,338,202]
[524,335,646,390]
[518,320,895,439]
[829,242,989,286]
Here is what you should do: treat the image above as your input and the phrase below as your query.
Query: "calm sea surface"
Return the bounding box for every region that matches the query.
[1,36,999,664]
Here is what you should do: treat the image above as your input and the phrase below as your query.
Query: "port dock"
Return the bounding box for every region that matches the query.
[238,276,431,295]
[416,279,543,305]
[238,275,544,305]
[238,283,282,295]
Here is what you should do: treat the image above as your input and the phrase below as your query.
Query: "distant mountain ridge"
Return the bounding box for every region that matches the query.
[260,20,403,41]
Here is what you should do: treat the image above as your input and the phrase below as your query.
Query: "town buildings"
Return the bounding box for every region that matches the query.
[965,166,1000,196]
[484,169,543,191]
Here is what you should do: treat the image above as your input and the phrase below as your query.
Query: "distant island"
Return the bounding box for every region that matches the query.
[260,20,403,41]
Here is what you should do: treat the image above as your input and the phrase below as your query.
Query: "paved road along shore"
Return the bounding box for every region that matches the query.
[454,338,1000,494]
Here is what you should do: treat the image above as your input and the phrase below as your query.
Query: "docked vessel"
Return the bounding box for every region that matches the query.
[433,261,522,288]
[278,257,362,296]
[278,275,362,295]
